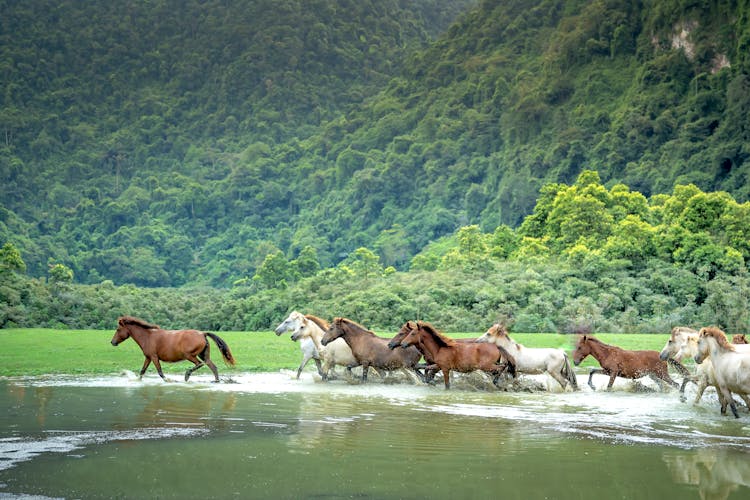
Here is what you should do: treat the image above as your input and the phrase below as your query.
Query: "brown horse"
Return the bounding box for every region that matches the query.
[387,322,479,382]
[321,317,424,383]
[395,321,516,389]
[573,335,677,391]
[732,334,748,344]
[111,316,235,382]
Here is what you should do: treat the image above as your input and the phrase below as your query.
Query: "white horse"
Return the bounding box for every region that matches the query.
[274,311,323,379]
[659,326,750,408]
[694,326,750,418]
[274,311,359,380]
[476,323,578,390]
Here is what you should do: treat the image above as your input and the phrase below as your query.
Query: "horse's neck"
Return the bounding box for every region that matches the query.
[128,326,153,349]
[307,323,326,351]
[588,340,616,364]
[418,330,443,357]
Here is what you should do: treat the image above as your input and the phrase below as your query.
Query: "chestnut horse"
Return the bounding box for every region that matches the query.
[387,323,479,382]
[321,317,424,383]
[573,335,677,391]
[395,321,516,389]
[732,334,748,344]
[695,327,750,418]
[111,316,235,382]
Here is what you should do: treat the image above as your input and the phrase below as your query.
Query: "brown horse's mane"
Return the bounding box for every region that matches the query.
[335,317,376,336]
[417,321,456,347]
[119,315,160,330]
[701,326,735,350]
[305,314,329,331]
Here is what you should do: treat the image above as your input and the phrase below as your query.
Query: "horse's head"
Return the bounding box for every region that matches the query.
[399,322,421,349]
[389,321,417,349]
[476,324,506,344]
[572,335,592,366]
[274,311,305,337]
[111,318,131,346]
[695,327,732,364]
[291,317,312,342]
[732,334,748,344]
[660,327,695,362]
[322,318,346,346]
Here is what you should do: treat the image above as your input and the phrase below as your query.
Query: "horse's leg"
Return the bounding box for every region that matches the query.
[720,388,740,418]
[548,369,569,391]
[738,393,750,410]
[152,357,168,381]
[587,368,605,390]
[361,364,369,383]
[606,373,617,390]
[693,375,710,405]
[679,376,695,402]
[297,352,314,380]
[184,355,205,382]
[138,357,151,379]
[442,368,451,389]
[313,357,324,378]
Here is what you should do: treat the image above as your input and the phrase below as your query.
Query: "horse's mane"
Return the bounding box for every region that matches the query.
[732,333,748,344]
[701,326,735,350]
[119,315,159,330]
[305,314,329,331]
[417,321,456,347]
[335,317,377,336]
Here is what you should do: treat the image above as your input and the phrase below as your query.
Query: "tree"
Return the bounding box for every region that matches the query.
[0,242,25,275]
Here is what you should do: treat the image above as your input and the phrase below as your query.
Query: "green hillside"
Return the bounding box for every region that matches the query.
[2,0,750,289]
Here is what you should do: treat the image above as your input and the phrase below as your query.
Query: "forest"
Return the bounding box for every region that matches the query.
[2,0,750,332]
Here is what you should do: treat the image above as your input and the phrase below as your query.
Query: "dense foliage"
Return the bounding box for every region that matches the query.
[3,172,750,334]
[2,0,750,288]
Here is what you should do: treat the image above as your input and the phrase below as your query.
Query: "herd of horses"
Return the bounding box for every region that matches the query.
[110,314,750,418]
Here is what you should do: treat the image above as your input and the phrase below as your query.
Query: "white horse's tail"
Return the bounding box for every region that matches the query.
[561,353,579,390]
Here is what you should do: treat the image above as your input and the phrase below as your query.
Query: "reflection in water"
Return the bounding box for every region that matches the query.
[664,448,750,500]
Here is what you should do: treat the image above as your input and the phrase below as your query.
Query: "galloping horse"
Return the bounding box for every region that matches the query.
[395,321,515,390]
[387,323,479,382]
[111,316,235,382]
[573,335,677,391]
[274,311,360,380]
[695,327,750,418]
[274,311,324,379]
[321,318,424,383]
[660,326,750,407]
[476,323,577,391]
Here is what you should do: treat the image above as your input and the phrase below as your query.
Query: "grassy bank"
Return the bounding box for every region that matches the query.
[0,329,678,378]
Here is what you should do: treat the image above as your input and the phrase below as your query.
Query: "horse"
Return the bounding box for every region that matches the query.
[660,326,750,408]
[110,316,235,382]
[274,311,324,379]
[732,334,748,344]
[387,323,480,383]
[321,317,424,383]
[476,323,577,391]
[572,334,678,391]
[274,311,362,380]
[394,321,516,390]
[694,326,750,418]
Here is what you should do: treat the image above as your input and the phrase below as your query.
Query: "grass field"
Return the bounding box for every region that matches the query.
[0,328,679,377]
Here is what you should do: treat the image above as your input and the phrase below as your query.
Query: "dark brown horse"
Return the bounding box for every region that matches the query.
[321,317,424,383]
[395,321,515,389]
[573,334,677,391]
[111,316,235,382]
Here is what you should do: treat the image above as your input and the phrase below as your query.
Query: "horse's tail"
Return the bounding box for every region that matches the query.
[206,332,236,366]
[561,353,579,390]
[495,345,516,378]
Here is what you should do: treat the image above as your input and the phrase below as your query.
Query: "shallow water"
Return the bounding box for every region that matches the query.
[1,371,749,499]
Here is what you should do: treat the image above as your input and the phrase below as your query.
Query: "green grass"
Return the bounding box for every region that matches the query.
[0,329,674,377]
